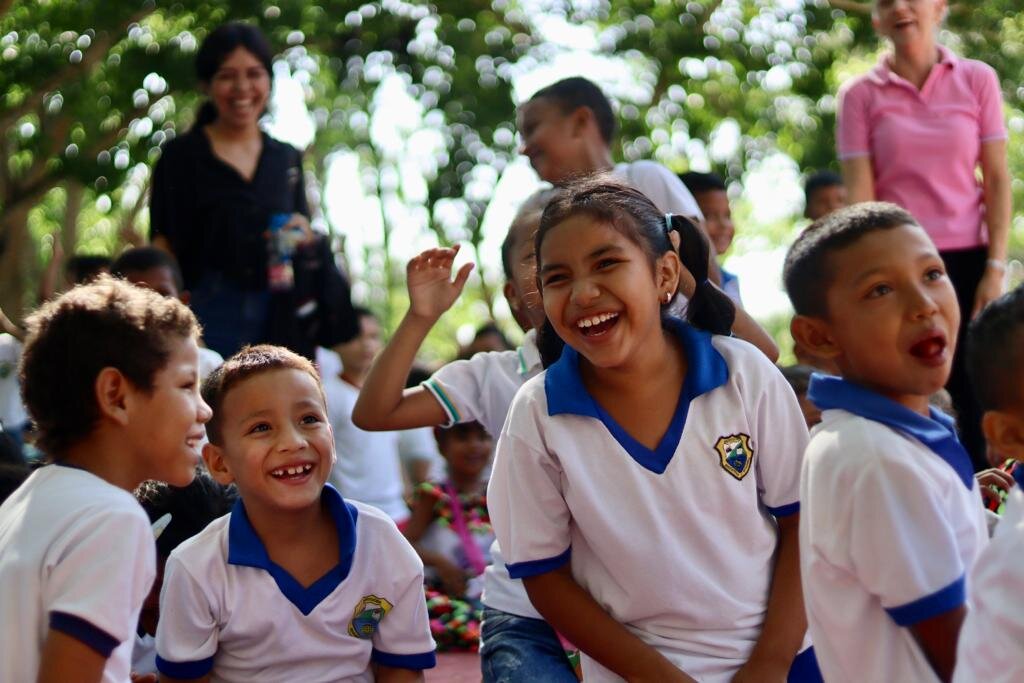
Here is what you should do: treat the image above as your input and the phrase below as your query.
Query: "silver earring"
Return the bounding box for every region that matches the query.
[663,292,672,304]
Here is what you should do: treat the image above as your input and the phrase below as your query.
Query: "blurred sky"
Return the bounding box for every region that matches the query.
[265,9,804,332]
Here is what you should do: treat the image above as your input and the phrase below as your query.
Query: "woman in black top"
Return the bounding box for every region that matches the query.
[150,23,325,358]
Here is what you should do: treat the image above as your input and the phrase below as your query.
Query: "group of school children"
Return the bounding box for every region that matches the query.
[1,74,1023,683]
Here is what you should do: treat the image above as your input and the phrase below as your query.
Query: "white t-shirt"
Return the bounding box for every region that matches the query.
[0,333,28,431]
[0,465,156,683]
[489,319,809,682]
[323,372,408,523]
[155,487,435,682]
[954,470,1024,683]
[801,375,988,683]
[614,160,704,222]
[423,329,544,619]
[198,346,223,380]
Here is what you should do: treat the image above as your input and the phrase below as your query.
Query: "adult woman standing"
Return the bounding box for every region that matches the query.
[837,0,1011,465]
[150,23,324,358]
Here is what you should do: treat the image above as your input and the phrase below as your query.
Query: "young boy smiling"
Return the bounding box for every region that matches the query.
[785,202,988,683]
[155,345,435,682]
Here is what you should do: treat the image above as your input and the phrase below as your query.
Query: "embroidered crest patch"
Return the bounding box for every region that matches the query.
[714,434,754,480]
[348,595,393,639]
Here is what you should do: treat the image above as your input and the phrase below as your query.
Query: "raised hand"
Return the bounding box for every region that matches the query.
[406,245,475,321]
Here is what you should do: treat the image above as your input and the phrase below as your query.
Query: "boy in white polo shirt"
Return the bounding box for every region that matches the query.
[155,345,435,682]
[0,277,211,683]
[954,286,1024,682]
[785,202,989,682]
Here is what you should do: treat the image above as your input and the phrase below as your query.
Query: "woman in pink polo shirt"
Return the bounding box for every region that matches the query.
[836,0,1011,465]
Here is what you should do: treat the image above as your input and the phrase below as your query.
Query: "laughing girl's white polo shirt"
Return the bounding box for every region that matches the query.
[489,319,809,682]
[801,376,988,683]
[953,467,1024,683]
[155,486,435,682]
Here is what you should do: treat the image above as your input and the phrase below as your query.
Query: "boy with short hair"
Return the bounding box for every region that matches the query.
[953,285,1024,682]
[680,170,742,303]
[803,170,847,222]
[155,345,435,682]
[0,277,211,683]
[785,202,988,682]
[112,247,223,379]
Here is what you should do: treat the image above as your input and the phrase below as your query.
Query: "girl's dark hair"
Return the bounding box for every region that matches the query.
[193,23,274,128]
[534,176,736,367]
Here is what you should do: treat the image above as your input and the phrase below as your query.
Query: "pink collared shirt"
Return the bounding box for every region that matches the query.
[837,46,1007,251]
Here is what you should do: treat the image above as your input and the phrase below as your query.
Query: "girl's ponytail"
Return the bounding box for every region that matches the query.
[667,214,736,336]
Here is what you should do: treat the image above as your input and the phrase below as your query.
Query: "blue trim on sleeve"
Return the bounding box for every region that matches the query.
[506,546,572,579]
[371,648,437,670]
[227,485,358,615]
[788,647,823,683]
[808,374,974,490]
[49,611,119,657]
[544,318,729,474]
[767,501,800,517]
[155,654,216,679]
[884,574,966,626]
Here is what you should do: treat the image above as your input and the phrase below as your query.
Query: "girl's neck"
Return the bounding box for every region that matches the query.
[205,117,262,143]
[340,369,366,389]
[582,326,681,398]
[890,41,940,90]
[448,470,484,494]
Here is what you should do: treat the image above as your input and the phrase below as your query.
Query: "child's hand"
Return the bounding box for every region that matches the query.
[406,246,474,322]
[976,467,1015,509]
[435,559,469,598]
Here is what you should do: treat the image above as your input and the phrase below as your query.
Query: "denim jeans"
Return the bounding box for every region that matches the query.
[480,608,578,683]
[189,273,270,358]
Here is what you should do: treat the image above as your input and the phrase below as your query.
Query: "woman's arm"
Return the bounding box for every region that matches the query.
[731,514,805,682]
[352,247,472,431]
[524,566,696,683]
[974,139,1012,318]
[841,156,875,204]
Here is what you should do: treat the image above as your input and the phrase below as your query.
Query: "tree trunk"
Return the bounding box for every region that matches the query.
[0,206,33,325]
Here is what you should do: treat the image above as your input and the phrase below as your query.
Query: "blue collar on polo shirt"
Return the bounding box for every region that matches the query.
[228,484,358,615]
[544,316,729,474]
[808,374,973,489]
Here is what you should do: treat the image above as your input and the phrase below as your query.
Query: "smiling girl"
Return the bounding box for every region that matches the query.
[488,178,820,682]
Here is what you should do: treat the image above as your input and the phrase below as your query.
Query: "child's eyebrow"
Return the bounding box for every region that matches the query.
[851,251,940,285]
[538,244,622,275]
[236,409,273,424]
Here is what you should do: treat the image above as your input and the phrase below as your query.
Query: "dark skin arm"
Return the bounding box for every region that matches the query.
[731,514,805,682]
[402,492,468,597]
[37,629,106,683]
[909,605,967,683]
[374,664,425,682]
[524,565,696,683]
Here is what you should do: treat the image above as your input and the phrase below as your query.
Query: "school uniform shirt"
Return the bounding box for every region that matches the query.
[801,375,988,683]
[155,486,435,682]
[613,160,704,223]
[0,465,156,683]
[423,329,545,619]
[953,467,1024,683]
[489,319,809,682]
[323,372,409,523]
[0,333,28,431]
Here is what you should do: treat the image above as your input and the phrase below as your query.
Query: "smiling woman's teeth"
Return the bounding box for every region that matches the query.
[270,464,313,478]
[577,312,619,329]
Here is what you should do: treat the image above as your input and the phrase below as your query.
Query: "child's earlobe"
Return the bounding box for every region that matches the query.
[981,411,1024,460]
[791,315,841,359]
[202,443,236,485]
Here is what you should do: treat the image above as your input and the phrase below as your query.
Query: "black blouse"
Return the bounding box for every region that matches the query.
[149,128,309,291]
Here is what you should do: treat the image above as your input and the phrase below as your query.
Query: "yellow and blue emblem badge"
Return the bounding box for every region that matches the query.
[714,434,754,480]
[348,595,393,639]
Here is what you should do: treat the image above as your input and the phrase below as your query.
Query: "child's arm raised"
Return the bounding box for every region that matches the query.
[352,247,473,431]
[524,567,696,683]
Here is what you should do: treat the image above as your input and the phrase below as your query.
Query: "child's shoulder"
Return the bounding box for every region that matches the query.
[708,333,785,391]
[9,465,143,519]
[166,512,232,567]
[806,410,926,476]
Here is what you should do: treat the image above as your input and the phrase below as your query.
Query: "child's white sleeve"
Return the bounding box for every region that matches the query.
[753,367,809,517]
[488,409,572,579]
[849,456,968,626]
[44,506,155,658]
[155,554,219,679]
[422,355,487,428]
[369,528,436,670]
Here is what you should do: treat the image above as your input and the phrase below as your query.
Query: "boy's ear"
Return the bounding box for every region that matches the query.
[503,281,521,316]
[202,443,236,486]
[94,367,132,426]
[791,315,841,360]
[569,105,594,139]
[982,410,1024,461]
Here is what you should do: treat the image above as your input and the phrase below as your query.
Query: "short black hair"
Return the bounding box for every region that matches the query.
[136,471,237,558]
[783,202,919,318]
[804,170,843,207]
[529,77,616,145]
[779,364,815,396]
[20,276,199,457]
[111,247,185,293]
[65,255,112,286]
[679,171,727,196]
[967,285,1024,412]
[501,188,557,281]
[474,322,511,348]
[353,306,376,323]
